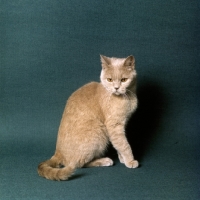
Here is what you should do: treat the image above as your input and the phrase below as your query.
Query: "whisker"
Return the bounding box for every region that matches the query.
[122,93,128,101]
[126,89,135,97]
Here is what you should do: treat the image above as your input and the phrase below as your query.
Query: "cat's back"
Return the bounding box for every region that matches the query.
[69,81,102,100]
[66,82,104,115]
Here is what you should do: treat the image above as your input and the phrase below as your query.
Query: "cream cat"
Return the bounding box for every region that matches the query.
[38,55,139,180]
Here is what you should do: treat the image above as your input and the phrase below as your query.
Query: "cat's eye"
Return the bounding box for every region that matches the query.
[121,78,128,82]
[107,78,113,82]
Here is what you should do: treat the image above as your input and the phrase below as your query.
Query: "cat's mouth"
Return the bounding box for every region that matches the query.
[113,90,125,96]
[114,91,121,95]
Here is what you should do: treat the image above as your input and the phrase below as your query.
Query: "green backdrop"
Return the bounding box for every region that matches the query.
[1,0,199,199]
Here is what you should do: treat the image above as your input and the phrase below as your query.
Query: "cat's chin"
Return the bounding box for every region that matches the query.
[113,91,124,96]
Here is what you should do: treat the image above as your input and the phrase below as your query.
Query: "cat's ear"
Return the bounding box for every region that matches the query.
[124,55,135,70]
[100,55,110,69]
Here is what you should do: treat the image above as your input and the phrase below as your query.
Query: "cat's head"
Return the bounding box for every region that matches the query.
[100,55,136,95]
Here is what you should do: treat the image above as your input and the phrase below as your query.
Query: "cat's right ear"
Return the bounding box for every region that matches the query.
[100,55,110,69]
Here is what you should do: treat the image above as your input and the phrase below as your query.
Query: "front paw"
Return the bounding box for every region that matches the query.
[125,160,139,168]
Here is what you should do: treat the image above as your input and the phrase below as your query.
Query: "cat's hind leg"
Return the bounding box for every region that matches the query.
[84,157,113,167]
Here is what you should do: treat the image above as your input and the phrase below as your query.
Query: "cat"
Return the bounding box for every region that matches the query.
[38,55,139,181]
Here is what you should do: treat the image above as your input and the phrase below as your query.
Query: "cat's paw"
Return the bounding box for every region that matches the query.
[102,158,114,166]
[125,160,139,168]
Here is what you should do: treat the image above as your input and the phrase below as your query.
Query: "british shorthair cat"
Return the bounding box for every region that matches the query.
[38,55,139,180]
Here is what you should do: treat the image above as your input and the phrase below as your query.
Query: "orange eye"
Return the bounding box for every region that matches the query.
[121,78,128,82]
[107,78,113,82]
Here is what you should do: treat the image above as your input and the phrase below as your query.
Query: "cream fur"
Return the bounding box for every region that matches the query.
[38,55,138,181]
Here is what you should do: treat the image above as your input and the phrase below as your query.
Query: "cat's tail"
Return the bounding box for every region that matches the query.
[37,156,75,181]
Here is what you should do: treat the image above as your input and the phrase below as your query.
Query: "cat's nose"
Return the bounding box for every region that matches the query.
[114,87,119,90]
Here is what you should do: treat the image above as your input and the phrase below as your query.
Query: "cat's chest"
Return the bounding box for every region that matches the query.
[102,94,137,120]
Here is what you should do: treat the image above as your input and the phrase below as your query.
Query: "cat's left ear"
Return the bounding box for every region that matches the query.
[124,55,135,70]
